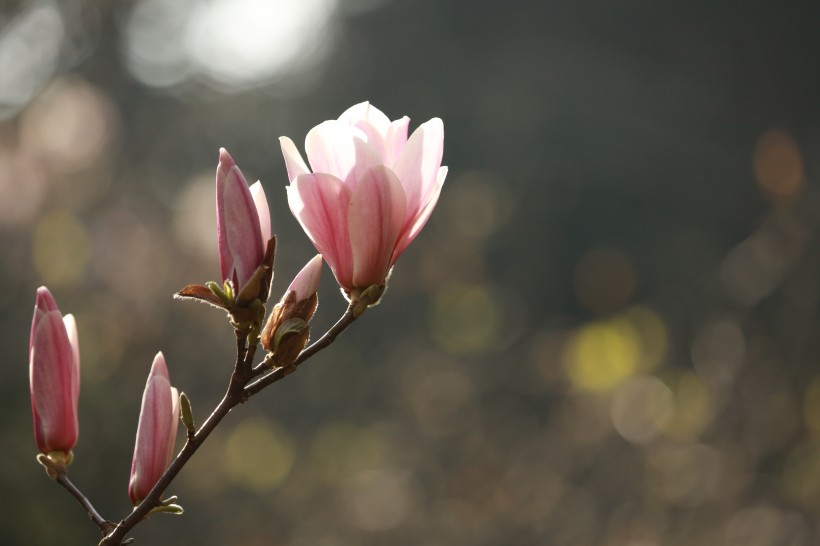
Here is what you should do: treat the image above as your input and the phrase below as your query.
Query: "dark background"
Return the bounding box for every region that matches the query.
[2,0,820,544]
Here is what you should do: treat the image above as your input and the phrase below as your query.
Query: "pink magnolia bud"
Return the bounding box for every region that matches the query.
[29,286,80,456]
[288,254,323,301]
[280,102,446,298]
[261,255,323,364]
[129,352,179,506]
[216,148,272,294]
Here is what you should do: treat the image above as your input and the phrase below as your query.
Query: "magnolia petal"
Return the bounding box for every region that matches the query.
[34,286,59,312]
[304,120,382,191]
[62,313,80,409]
[31,311,77,453]
[384,116,410,167]
[289,254,323,301]
[391,117,444,217]
[250,181,272,247]
[167,387,180,466]
[30,286,59,359]
[392,166,447,263]
[279,136,311,182]
[338,101,391,134]
[348,165,408,288]
[217,149,264,289]
[288,174,354,289]
[338,101,393,159]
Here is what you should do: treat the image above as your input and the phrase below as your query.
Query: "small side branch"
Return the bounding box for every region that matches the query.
[55,472,116,535]
[244,304,357,396]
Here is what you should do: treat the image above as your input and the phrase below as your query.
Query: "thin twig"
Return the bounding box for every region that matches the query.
[55,472,116,535]
[234,328,250,376]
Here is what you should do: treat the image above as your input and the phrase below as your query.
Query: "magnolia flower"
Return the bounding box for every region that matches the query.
[216,148,272,298]
[129,352,179,506]
[29,286,80,457]
[280,102,446,296]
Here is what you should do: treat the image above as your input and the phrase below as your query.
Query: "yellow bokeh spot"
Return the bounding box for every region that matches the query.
[430,283,500,355]
[33,210,90,286]
[563,318,640,392]
[309,423,383,486]
[805,377,820,437]
[224,418,294,491]
[663,372,713,440]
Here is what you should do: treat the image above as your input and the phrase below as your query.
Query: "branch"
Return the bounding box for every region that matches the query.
[99,304,358,545]
[55,472,116,535]
[99,335,252,545]
[244,304,357,396]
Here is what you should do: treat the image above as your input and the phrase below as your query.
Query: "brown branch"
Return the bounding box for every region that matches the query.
[244,304,357,396]
[99,333,252,545]
[99,305,358,545]
[234,328,250,376]
[99,387,240,544]
[55,472,116,535]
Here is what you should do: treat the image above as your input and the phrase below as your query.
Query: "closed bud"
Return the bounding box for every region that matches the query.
[216,148,273,304]
[129,352,180,506]
[179,392,195,436]
[29,287,80,459]
[261,255,322,366]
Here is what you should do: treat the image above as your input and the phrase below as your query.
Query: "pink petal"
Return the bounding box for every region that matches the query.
[250,181,272,246]
[288,174,354,289]
[62,313,80,410]
[338,101,391,133]
[30,286,59,358]
[392,166,447,263]
[348,165,407,288]
[166,387,180,466]
[338,102,392,160]
[216,148,264,289]
[391,117,444,218]
[384,116,410,167]
[34,286,60,312]
[289,254,323,301]
[279,136,311,182]
[31,311,77,453]
[304,120,382,191]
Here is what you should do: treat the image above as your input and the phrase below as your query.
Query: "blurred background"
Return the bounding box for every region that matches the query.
[2,0,820,544]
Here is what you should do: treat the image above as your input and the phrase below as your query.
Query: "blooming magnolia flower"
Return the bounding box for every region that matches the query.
[280,102,446,295]
[29,286,80,456]
[216,147,272,295]
[129,352,179,506]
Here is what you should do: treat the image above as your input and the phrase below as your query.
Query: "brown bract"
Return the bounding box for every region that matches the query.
[261,290,318,367]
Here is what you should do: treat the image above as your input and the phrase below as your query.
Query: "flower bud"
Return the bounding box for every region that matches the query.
[261,255,322,366]
[129,352,179,506]
[29,287,80,458]
[216,148,273,302]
